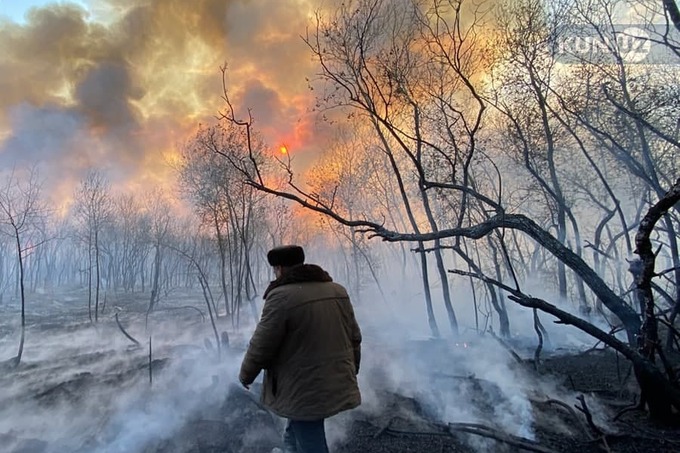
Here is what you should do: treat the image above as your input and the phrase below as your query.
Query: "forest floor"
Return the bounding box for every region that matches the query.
[335,349,680,453]
[1,291,679,453]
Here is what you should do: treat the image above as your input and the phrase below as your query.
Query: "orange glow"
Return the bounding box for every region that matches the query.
[0,1,328,212]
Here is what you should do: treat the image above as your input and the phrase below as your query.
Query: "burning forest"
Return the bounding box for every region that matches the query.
[1,0,680,452]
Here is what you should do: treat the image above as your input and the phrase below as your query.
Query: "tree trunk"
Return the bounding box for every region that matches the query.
[663,0,680,32]
[94,230,101,323]
[662,214,680,350]
[630,177,680,421]
[148,244,162,317]
[215,216,230,317]
[87,231,93,323]
[418,244,440,338]
[485,240,511,337]
[14,232,25,366]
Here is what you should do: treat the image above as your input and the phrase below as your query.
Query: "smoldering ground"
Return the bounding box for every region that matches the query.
[0,290,276,453]
[0,274,631,453]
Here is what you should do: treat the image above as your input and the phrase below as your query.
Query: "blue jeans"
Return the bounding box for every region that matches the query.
[283,419,329,453]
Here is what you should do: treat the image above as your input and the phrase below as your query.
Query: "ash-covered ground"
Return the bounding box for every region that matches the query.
[1,290,679,453]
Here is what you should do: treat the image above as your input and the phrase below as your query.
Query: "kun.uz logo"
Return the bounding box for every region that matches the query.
[554,25,674,64]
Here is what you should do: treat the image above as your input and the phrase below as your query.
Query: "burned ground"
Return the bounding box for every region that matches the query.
[1,293,679,453]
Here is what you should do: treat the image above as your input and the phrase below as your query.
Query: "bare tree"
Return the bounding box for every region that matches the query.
[549,0,680,348]
[0,167,48,366]
[178,123,268,326]
[74,170,112,323]
[106,194,151,292]
[306,128,387,301]
[489,0,596,312]
[630,177,680,419]
[145,190,172,319]
[299,0,463,336]
[211,0,680,421]
[167,225,224,358]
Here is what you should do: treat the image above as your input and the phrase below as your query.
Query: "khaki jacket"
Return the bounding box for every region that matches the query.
[239,265,361,420]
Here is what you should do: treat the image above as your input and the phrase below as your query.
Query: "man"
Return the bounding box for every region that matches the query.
[239,245,362,453]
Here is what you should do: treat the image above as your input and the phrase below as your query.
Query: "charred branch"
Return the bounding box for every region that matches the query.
[507,294,680,418]
[224,147,645,343]
[575,395,605,437]
[114,312,140,347]
[542,398,595,440]
[377,422,557,453]
[448,266,678,412]
[446,423,557,453]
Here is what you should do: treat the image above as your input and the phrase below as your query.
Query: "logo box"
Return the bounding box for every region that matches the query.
[551,24,679,64]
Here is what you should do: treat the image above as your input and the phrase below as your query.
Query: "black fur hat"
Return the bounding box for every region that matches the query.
[267,245,305,267]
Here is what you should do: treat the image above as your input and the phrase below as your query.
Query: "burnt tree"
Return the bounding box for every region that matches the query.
[630,178,680,420]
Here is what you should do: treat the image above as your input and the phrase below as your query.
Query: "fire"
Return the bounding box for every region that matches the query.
[280,145,288,155]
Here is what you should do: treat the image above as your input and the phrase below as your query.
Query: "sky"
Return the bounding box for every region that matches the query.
[1,1,86,23]
[2,0,669,209]
[0,0,334,206]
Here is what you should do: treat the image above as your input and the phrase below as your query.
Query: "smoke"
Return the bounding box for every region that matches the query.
[0,2,628,450]
[0,295,254,453]
[318,262,614,450]
[0,255,621,452]
[342,306,538,443]
[0,0,329,203]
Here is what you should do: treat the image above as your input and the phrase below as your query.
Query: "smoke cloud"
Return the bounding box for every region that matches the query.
[0,0,329,201]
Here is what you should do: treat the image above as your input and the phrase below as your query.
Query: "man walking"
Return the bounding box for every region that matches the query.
[239,245,362,453]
